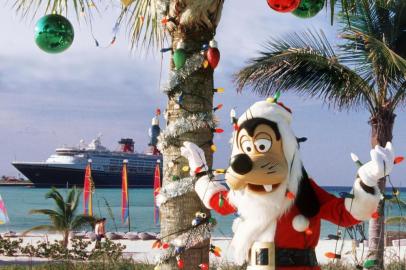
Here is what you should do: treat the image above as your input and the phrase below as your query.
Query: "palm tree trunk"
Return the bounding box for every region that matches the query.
[63,230,70,248]
[159,28,215,270]
[367,108,396,269]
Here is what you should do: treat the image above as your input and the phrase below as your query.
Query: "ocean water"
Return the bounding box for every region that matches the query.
[0,186,405,238]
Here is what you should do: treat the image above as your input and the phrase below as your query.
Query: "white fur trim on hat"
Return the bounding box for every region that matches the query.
[195,175,227,209]
[237,100,298,164]
[344,178,381,221]
[292,214,309,232]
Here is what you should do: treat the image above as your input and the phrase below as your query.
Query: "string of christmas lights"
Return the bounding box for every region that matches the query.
[152,14,224,267]
[162,53,207,94]
[157,113,218,151]
[324,155,405,269]
[156,177,195,206]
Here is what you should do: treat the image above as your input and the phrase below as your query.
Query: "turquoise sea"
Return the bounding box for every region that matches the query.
[0,186,405,238]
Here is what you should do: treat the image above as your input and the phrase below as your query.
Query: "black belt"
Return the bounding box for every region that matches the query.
[276,248,318,267]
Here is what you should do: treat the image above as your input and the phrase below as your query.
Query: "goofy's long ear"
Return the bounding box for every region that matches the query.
[295,168,320,218]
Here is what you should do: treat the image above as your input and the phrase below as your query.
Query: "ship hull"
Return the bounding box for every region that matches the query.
[12,163,156,188]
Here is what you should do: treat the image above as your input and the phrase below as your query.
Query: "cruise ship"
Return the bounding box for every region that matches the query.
[12,114,163,188]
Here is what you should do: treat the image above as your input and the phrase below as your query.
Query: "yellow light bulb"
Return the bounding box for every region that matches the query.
[203,60,209,69]
[211,144,217,152]
[216,87,225,93]
[266,97,275,103]
[182,165,190,172]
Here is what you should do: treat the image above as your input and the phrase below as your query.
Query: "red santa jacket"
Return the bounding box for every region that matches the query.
[208,179,360,270]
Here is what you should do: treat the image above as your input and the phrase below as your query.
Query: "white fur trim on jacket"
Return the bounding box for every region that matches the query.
[344,178,381,221]
[195,175,227,209]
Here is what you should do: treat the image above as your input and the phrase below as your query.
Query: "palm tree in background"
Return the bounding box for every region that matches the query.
[24,187,96,247]
[235,0,406,268]
[12,0,374,268]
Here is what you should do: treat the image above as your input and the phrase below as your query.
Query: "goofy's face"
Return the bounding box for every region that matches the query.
[226,118,289,194]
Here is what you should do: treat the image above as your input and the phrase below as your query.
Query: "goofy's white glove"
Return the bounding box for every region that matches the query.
[358,142,395,187]
[181,142,226,209]
[180,142,208,176]
[345,142,395,221]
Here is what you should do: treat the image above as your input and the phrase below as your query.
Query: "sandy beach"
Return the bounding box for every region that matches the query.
[0,233,405,266]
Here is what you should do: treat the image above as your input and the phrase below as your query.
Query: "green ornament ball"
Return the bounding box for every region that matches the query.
[35,14,74,54]
[173,48,186,70]
[292,0,325,18]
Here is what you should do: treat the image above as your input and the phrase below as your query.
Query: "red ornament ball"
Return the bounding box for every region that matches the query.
[267,0,301,12]
[199,263,209,270]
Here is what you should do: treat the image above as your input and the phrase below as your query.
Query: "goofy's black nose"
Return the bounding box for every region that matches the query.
[230,154,253,175]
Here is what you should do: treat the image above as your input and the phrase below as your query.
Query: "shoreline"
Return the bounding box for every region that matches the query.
[0,182,33,186]
[0,233,405,266]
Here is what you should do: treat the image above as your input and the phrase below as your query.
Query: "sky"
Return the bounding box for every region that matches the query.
[0,1,405,187]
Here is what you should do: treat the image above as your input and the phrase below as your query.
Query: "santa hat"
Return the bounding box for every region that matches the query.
[236,96,320,230]
[237,95,298,164]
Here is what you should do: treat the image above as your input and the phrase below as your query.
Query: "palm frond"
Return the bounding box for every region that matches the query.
[340,30,406,92]
[45,188,66,214]
[235,29,376,111]
[385,216,406,225]
[70,215,96,230]
[29,209,62,217]
[391,0,406,59]
[342,0,406,57]
[12,0,97,20]
[69,188,81,214]
[392,79,406,108]
[387,197,406,209]
[125,0,166,51]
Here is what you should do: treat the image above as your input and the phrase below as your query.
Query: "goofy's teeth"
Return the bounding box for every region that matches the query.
[264,185,273,192]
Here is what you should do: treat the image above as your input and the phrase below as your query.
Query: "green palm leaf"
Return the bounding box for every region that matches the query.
[71,215,96,230]
[387,197,406,209]
[125,0,167,50]
[235,29,375,111]
[69,188,81,214]
[12,0,97,20]
[339,1,406,93]
[385,216,406,225]
[45,188,66,215]
[27,187,93,246]
[392,80,406,107]
[29,209,62,217]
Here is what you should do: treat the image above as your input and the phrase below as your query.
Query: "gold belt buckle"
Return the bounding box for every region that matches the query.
[247,242,275,270]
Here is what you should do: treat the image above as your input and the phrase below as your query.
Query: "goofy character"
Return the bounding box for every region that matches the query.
[181,99,395,270]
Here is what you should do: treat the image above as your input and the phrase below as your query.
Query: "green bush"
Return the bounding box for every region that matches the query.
[0,238,23,256]
[0,260,153,270]
[0,261,405,270]
[88,239,126,262]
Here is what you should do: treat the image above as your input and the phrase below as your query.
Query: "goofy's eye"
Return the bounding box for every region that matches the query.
[254,139,272,153]
[241,140,254,153]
